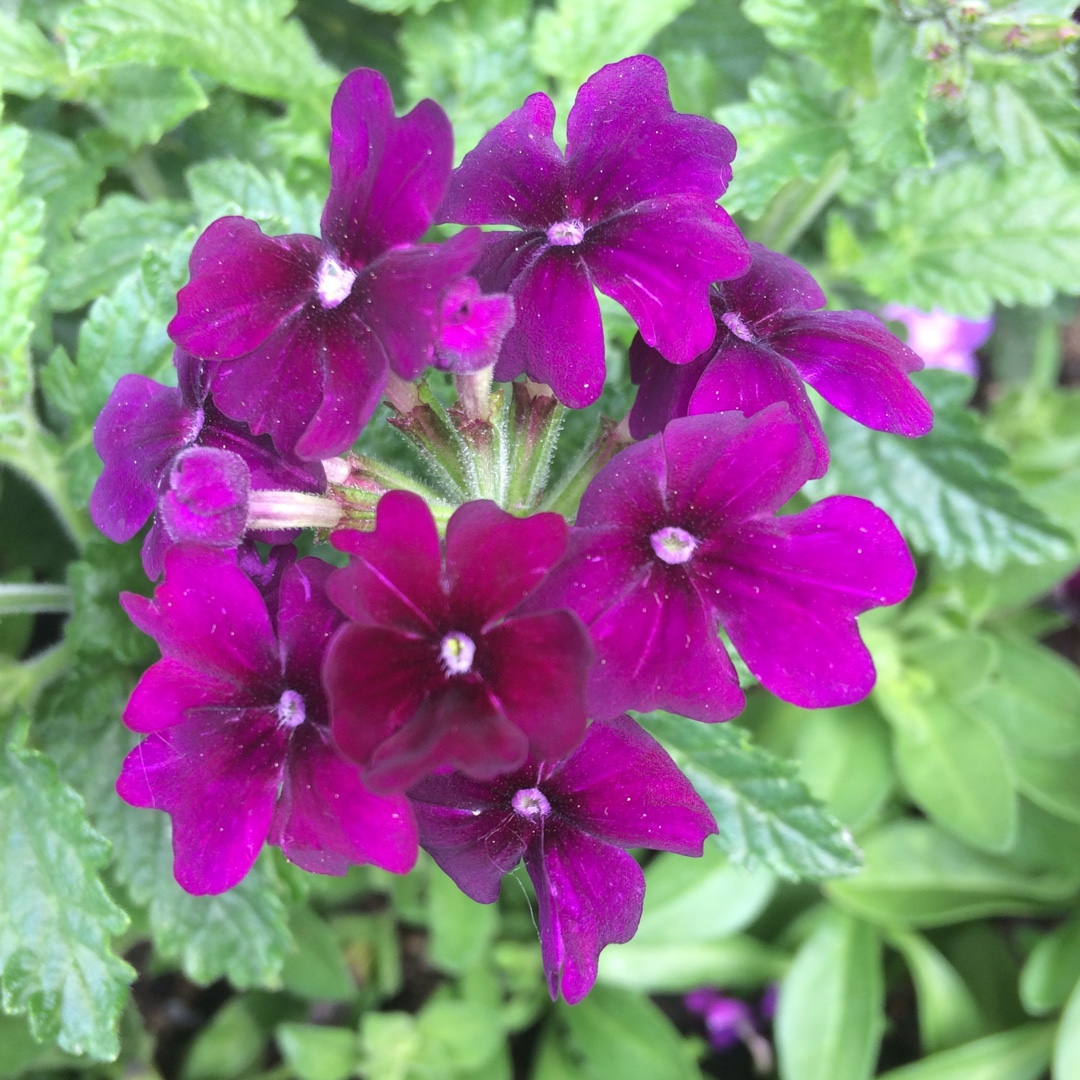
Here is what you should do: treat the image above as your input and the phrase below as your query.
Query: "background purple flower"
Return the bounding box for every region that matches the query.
[117,545,417,894]
[882,303,994,376]
[436,54,749,408]
[528,407,916,721]
[410,713,716,1003]
[324,491,594,793]
[629,243,933,477]
[168,68,480,460]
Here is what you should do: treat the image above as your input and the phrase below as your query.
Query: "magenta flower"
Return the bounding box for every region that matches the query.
[436,55,749,408]
[527,407,916,722]
[323,491,594,793]
[90,350,325,578]
[433,277,516,373]
[409,713,716,1003]
[117,545,417,894]
[168,68,480,461]
[882,303,993,377]
[629,243,933,477]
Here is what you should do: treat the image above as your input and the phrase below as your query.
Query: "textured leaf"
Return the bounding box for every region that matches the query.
[834,163,1080,317]
[187,157,321,234]
[61,0,337,110]
[776,909,884,1080]
[809,370,1074,571]
[92,64,209,147]
[401,0,538,165]
[639,712,862,881]
[827,821,1077,927]
[20,130,105,246]
[877,1023,1054,1080]
[0,742,132,1060]
[0,12,66,97]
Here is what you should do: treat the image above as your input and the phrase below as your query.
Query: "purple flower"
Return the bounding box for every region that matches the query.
[685,987,775,1070]
[90,350,326,578]
[629,243,934,477]
[168,68,481,461]
[433,277,516,373]
[881,303,993,377]
[436,55,749,409]
[117,545,417,894]
[323,491,594,793]
[527,407,916,722]
[409,713,716,1003]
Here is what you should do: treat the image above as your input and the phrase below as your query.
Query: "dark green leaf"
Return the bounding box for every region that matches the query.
[639,711,862,880]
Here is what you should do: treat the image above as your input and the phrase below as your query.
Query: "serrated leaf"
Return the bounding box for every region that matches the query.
[0,742,133,1060]
[531,0,695,96]
[776,909,884,1080]
[0,12,66,97]
[48,194,189,312]
[186,157,321,234]
[400,0,538,164]
[61,0,337,111]
[838,163,1080,317]
[877,1023,1054,1080]
[809,370,1074,571]
[715,63,847,218]
[639,711,862,880]
[20,130,104,246]
[92,64,209,147]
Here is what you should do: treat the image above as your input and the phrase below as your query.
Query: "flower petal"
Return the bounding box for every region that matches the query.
[434,277,516,373]
[277,558,342,698]
[626,335,709,440]
[158,446,250,547]
[716,242,825,330]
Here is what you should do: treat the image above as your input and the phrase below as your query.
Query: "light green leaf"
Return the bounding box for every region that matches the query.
[1013,750,1080,824]
[276,1023,358,1080]
[20,130,104,245]
[1020,909,1080,1015]
[187,157,321,234]
[347,0,449,11]
[639,711,862,880]
[400,0,538,165]
[776,909,884,1080]
[184,999,264,1080]
[426,862,498,974]
[0,12,66,97]
[280,907,358,1003]
[92,64,209,147]
[827,821,1078,927]
[531,0,694,98]
[888,929,984,1054]
[809,371,1075,571]
[1054,977,1080,1080]
[835,163,1080,317]
[877,1023,1054,1080]
[0,742,132,1060]
[415,999,507,1075]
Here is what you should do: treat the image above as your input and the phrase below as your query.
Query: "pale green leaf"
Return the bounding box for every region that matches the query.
[1020,910,1080,1015]
[776,909,884,1080]
[276,1023,358,1080]
[0,12,66,97]
[0,743,132,1060]
[20,130,104,244]
[639,712,862,880]
[92,64,209,146]
[877,1023,1054,1080]
[184,999,264,1080]
[347,0,449,11]
[426,862,498,974]
[1054,977,1080,1080]
[187,157,321,234]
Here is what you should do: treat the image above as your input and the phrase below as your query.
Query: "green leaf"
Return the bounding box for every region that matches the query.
[20,130,105,247]
[888,929,985,1054]
[1054,977,1080,1080]
[1020,909,1080,1015]
[715,63,847,218]
[280,907,358,1003]
[1013,750,1080,824]
[61,0,337,111]
[0,13,66,97]
[187,157,322,234]
[877,1023,1054,1080]
[809,371,1075,571]
[827,821,1077,927]
[531,0,695,96]
[184,999,264,1080]
[400,0,538,165]
[415,999,507,1075]
[92,64,209,147]
[835,162,1080,317]
[776,909,884,1080]
[639,711,862,880]
[426,862,498,974]
[0,742,133,1060]
[348,0,449,12]
[276,1023,358,1080]
[0,125,46,412]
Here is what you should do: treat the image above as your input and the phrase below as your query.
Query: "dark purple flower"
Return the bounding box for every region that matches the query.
[168,68,481,460]
[527,407,916,722]
[882,303,993,376]
[629,243,933,477]
[117,545,417,894]
[323,491,594,793]
[90,350,325,578]
[409,713,716,1003]
[436,55,749,408]
[433,277,516,373]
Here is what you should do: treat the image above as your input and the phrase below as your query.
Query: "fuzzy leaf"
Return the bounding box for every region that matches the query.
[809,371,1075,571]
[187,157,321,234]
[0,741,132,1060]
[639,712,862,880]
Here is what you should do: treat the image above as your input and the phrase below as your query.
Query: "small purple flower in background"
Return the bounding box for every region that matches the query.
[685,986,775,1073]
[432,277,516,373]
[629,243,933,478]
[90,350,326,578]
[881,303,993,377]
[410,713,716,1003]
[323,491,593,793]
[116,546,417,894]
[527,407,916,722]
[168,68,481,461]
[436,54,750,408]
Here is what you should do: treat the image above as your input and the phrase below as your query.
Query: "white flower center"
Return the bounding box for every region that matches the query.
[276,689,306,728]
[439,631,476,676]
[650,525,698,565]
[512,787,551,818]
[316,255,358,309]
[721,311,756,343]
[546,219,586,247]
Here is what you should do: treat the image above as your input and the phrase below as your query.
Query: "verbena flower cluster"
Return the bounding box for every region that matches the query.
[92,56,929,1004]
